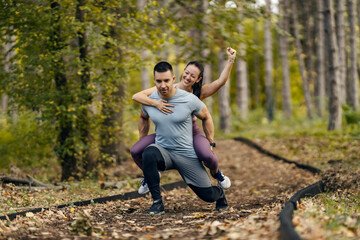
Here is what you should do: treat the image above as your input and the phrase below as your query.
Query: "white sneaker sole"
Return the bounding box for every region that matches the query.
[218,176,231,189]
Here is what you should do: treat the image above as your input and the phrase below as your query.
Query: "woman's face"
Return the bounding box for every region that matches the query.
[181,64,201,87]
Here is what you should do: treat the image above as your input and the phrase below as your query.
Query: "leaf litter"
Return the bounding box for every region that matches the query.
[2,138,357,239]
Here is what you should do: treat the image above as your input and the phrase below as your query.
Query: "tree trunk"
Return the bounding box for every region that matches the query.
[201,0,213,114]
[1,94,8,115]
[99,27,127,164]
[336,0,347,104]
[50,2,77,181]
[2,34,14,116]
[264,0,274,122]
[324,0,342,130]
[253,21,261,108]
[138,0,150,90]
[279,0,292,117]
[218,51,231,133]
[346,0,359,110]
[100,82,126,164]
[303,1,316,102]
[316,0,326,117]
[291,0,313,118]
[140,51,151,90]
[236,14,248,119]
[76,0,96,173]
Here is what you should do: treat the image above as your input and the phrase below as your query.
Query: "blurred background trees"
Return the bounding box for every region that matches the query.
[0,0,359,180]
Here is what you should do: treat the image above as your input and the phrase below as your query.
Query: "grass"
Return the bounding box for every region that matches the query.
[295,191,360,239]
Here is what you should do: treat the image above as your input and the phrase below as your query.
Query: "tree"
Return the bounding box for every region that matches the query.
[346,0,359,110]
[218,50,231,133]
[236,8,249,119]
[264,0,274,122]
[138,0,151,90]
[201,0,213,114]
[291,0,313,119]
[324,0,342,130]
[1,34,14,116]
[316,0,326,117]
[278,0,292,117]
[49,1,78,180]
[336,0,347,104]
[253,21,261,108]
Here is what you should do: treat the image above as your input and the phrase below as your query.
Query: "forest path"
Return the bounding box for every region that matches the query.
[2,139,320,239]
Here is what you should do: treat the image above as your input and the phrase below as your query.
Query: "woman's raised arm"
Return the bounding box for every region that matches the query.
[200,47,236,100]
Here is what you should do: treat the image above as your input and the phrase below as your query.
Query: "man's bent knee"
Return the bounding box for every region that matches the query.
[142,146,165,171]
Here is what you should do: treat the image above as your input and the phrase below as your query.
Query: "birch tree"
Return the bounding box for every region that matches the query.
[201,0,213,113]
[1,34,14,116]
[236,10,248,119]
[324,0,342,130]
[138,0,150,90]
[218,51,231,133]
[279,0,292,117]
[336,0,347,104]
[316,0,326,117]
[253,21,261,108]
[264,0,274,122]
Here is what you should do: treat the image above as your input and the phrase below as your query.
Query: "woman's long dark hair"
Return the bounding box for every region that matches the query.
[185,61,204,99]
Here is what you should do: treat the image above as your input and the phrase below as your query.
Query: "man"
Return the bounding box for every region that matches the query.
[139,61,228,215]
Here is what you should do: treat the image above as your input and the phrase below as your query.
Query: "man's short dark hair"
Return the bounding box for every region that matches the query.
[153,61,173,76]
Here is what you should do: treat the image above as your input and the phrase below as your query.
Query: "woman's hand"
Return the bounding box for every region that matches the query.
[154,99,174,114]
[227,47,236,63]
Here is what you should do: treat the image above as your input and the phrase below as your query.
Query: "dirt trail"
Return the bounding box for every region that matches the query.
[2,139,320,239]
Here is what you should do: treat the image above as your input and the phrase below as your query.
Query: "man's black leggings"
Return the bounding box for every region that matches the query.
[142,146,225,202]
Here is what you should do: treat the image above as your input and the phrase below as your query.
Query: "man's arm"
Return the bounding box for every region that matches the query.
[138,109,150,139]
[195,104,214,145]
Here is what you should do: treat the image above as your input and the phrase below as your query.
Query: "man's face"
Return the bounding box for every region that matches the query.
[154,70,175,98]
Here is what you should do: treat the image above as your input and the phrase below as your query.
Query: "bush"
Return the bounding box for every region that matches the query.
[0,111,57,170]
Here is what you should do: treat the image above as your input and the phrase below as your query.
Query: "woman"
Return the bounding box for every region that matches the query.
[131,47,236,194]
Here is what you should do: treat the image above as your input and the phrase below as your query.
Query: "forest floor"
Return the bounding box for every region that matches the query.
[1,137,359,239]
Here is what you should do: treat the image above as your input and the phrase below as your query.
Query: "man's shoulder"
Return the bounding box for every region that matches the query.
[176,89,197,100]
[149,90,160,99]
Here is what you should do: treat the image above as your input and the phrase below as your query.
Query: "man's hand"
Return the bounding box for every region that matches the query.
[154,99,174,115]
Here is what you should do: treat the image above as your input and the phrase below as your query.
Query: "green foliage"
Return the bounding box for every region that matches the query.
[0,111,57,169]
[223,105,331,139]
[343,105,360,125]
[0,0,177,179]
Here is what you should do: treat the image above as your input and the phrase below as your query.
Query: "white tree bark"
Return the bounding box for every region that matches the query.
[336,0,347,104]
[201,0,213,114]
[253,21,261,108]
[316,0,326,117]
[347,0,359,110]
[264,0,274,122]
[218,51,231,133]
[324,0,342,130]
[236,12,248,119]
[279,0,292,117]
[2,34,15,115]
[138,0,151,90]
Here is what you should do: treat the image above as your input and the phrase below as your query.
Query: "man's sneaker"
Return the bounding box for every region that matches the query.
[147,199,165,215]
[138,177,149,194]
[215,170,231,189]
[215,195,229,211]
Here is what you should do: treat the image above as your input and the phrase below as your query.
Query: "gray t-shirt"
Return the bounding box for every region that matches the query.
[142,89,204,158]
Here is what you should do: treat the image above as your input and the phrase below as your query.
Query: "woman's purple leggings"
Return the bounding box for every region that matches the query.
[130,121,219,171]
